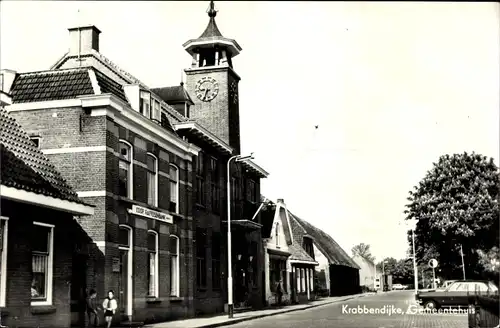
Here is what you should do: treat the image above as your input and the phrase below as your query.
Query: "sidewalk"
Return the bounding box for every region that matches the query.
[145,293,369,328]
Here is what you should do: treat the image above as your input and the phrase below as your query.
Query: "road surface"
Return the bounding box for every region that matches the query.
[227,291,468,328]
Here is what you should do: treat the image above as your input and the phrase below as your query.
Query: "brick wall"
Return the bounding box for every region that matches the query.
[0,199,96,328]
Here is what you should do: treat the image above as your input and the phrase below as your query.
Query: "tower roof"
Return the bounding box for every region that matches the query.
[183,1,242,57]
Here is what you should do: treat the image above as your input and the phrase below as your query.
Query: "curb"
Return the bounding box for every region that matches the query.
[190,293,368,328]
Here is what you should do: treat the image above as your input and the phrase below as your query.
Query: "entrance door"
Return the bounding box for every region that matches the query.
[119,249,129,318]
[70,253,87,328]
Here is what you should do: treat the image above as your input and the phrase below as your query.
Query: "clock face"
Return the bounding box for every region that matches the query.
[230,81,238,104]
[195,77,219,102]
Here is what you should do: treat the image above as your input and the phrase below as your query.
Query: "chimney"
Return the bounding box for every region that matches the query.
[68,25,101,56]
[0,69,17,94]
[277,199,285,204]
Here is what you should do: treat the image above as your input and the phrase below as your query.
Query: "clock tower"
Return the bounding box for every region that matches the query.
[183,1,242,154]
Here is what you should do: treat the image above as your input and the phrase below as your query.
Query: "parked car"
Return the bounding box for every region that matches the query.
[392,284,405,290]
[436,280,458,292]
[415,280,499,310]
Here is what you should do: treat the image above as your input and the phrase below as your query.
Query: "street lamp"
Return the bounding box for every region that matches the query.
[226,153,254,319]
[406,219,419,295]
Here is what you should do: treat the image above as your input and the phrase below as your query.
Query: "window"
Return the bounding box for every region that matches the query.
[303,238,314,258]
[196,152,205,205]
[301,268,306,292]
[146,154,158,207]
[30,136,41,148]
[147,231,159,297]
[31,222,54,306]
[209,157,220,213]
[161,112,169,130]
[275,222,280,247]
[152,99,161,122]
[196,229,207,288]
[296,267,300,292]
[247,179,256,203]
[169,164,179,213]
[118,141,133,199]
[0,217,8,307]
[140,90,151,118]
[309,269,314,292]
[212,232,221,289]
[170,235,180,296]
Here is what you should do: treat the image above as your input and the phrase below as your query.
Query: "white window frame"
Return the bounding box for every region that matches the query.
[30,136,41,148]
[0,216,8,307]
[301,268,306,293]
[309,268,314,292]
[169,164,179,214]
[119,140,134,199]
[31,221,54,307]
[152,98,161,122]
[118,225,133,316]
[140,90,151,119]
[146,153,158,207]
[170,235,180,297]
[147,230,159,297]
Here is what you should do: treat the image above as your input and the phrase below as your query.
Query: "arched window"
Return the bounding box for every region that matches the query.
[146,153,158,207]
[118,140,133,199]
[118,225,133,316]
[169,164,179,213]
[147,230,159,297]
[170,235,180,296]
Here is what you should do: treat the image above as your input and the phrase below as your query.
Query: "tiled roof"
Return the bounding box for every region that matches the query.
[0,108,87,205]
[10,69,94,103]
[289,243,316,263]
[288,213,360,269]
[152,85,194,105]
[10,67,127,104]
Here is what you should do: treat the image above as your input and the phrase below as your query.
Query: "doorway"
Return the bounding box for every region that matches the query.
[70,253,87,328]
[118,225,133,319]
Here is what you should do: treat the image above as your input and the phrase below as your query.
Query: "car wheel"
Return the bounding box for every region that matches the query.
[423,300,438,310]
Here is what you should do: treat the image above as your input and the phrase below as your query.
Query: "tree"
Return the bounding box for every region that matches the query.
[376,257,398,275]
[352,243,375,262]
[404,152,499,279]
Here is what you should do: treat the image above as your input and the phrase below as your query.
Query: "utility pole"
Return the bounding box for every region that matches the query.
[460,244,466,280]
[412,228,418,294]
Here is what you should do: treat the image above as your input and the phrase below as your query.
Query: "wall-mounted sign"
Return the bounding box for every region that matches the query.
[112,257,120,273]
[128,205,173,224]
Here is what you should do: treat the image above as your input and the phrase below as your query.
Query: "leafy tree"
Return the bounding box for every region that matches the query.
[404,152,499,280]
[352,243,376,262]
[376,257,398,275]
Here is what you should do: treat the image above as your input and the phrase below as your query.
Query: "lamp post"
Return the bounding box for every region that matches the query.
[408,219,419,295]
[226,153,254,319]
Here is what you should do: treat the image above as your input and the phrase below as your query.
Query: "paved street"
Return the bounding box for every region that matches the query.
[227,291,468,328]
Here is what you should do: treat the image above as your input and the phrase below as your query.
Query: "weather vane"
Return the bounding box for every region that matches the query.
[207,0,217,18]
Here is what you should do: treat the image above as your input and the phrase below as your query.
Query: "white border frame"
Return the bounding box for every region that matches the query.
[31,221,55,306]
[118,225,133,316]
[169,235,180,297]
[119,140,134,200]
[0,216,8,307]
[146,153,159,207]
[147,230,159,298]
[169,164,179,214]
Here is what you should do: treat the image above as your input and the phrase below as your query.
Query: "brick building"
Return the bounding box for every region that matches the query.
[153,2,269,316]
[0,99,95,328]
[260,199,318,306]
[2,25,201,325]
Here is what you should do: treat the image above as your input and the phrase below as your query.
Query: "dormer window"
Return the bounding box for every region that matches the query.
[152,99,161,123]
[275,222,280,248]
[140,90,151,118]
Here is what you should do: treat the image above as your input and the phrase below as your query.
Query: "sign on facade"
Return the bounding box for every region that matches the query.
[128,205,173,224]
[112,257,120,273]
[428,259,438,268]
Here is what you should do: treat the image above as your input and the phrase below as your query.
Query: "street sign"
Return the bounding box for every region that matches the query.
[428,259,438,269]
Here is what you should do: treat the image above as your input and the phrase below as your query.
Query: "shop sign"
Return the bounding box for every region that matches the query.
[128,205,173,224]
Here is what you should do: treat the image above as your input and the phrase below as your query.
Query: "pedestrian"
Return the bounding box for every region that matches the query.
[102,290,118,328]
[86,289,100,328]
[276,279,283,306]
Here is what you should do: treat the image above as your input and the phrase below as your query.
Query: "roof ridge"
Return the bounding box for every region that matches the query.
[18,66,90,76]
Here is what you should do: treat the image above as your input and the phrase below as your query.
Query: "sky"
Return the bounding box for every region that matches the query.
[1,1,499,262]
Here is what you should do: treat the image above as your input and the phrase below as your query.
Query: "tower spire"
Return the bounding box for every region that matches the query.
[207,0,217,18]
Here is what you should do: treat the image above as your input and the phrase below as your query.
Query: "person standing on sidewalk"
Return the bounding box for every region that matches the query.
[276,280,283,306]
[102,290,118,328]
[86,289,100,328]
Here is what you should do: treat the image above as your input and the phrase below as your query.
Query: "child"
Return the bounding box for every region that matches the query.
[102,290,118,328]
[86,289,100,328]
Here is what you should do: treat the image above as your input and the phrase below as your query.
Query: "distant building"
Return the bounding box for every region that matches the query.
[352,254,377,291]
[0,101,94,327]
